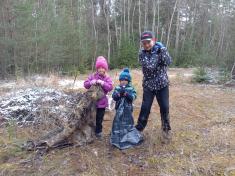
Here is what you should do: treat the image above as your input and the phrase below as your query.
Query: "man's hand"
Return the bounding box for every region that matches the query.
[155,42,165,54]
[156,42,164,49]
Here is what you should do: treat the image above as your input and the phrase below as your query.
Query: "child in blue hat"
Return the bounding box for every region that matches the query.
[110,68,143,150]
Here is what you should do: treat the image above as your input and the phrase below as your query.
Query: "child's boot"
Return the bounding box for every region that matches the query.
[95,132,103,140]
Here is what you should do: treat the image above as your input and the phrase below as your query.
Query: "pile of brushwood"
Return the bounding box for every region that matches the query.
[0,85,104,154]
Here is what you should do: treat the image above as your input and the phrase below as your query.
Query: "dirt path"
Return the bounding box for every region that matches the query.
[0,68,234,176]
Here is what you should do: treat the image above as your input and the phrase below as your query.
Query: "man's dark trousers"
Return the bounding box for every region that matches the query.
[136,86,171,131]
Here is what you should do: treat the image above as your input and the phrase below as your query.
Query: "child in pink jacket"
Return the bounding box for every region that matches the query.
[84,56,113,138]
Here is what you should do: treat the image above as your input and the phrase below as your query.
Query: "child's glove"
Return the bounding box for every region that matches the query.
[90,80,97,85]
[96,79,104,86]
[120,86,126,96]
[125,93,133,102]
[112,92,121,101]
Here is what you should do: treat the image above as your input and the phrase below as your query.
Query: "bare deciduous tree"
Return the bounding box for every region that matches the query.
[166,0,178,48]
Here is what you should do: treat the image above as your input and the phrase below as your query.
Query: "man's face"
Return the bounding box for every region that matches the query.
[141,40,154,51]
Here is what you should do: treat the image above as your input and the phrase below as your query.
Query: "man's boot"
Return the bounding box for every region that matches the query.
[161,113,172,143]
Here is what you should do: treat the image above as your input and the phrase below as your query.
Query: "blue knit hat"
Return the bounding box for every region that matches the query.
[119,68,131,82]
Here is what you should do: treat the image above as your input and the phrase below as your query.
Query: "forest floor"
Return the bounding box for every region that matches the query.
[0,68,234,176]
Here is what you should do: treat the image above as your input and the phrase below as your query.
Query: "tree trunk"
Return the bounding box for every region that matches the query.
[127,0,131,38]
[0,5,6,78]
[53,0,57,17]
[34,0,39,73]
[189,0,197,41]
[123,0,126,37]
[157,0,160,37]
[152,0,156,32]
[231,62,235,80]
[216,17,224,59]
[103,0,111,62]
[219,21,226,58]
[160,27,164,42]
[131,0,136,42]
[144,0,148,30]
[138,0,141,37]
[90,0,98,72]
[166,0,178,48]
[114,9,119,47]
[175,7,180,55]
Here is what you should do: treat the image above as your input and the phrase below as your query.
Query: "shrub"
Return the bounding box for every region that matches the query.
[116,39,139,68]
[192,67,210,83]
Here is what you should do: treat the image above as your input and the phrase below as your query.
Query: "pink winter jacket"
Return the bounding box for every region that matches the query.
[84,72,113,108]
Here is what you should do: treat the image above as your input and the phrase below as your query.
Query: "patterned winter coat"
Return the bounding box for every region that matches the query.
[139,42,172,91]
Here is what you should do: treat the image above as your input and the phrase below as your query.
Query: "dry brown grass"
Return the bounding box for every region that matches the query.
[0,68,235,176]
